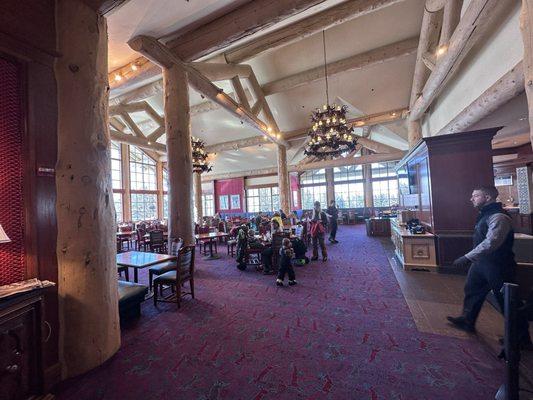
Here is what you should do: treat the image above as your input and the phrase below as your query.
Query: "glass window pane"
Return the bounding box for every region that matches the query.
[129,146,157,191]
[130,193,157,221]
[113,192,123,222]
[203,194,214,216]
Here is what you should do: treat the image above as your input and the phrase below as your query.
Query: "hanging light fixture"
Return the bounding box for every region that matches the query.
[191,137,212,173]
[304,31,357,160]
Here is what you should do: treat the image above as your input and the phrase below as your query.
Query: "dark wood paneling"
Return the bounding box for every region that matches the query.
[0,0,56,57]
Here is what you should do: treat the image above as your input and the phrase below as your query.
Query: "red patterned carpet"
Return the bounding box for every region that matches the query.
[55,225,502,399]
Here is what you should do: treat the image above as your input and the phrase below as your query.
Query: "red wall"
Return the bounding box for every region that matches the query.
[215,178,245,213]
[0,56,25,285]
[290,173,301,211]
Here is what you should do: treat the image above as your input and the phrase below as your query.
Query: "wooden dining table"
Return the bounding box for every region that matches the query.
[195,232,228,260]
[116,251,177,283]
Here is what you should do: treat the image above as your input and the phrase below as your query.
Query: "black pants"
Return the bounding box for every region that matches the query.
[277,262,295,281]
[463,262,529,341]
[262,247,273,272]
[329,220,338,240]
[463,262,507,324]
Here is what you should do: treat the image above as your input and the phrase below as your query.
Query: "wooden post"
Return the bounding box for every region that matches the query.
[55,0,120,378]
[362,149,374,214]
[193,172,203,224]
[120,143,131,221]
[163,64,194,245]
[156,161,164,219]
[521,0,533,150]
[277,145,291,213]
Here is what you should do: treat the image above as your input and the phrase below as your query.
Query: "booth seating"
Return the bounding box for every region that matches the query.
[118,280,148,323]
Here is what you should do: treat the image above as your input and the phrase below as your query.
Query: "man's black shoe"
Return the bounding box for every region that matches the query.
[446,316,476,333]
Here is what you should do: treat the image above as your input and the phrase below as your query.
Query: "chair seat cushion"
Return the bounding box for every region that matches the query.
[118,280,148,306]
[148,261,176,274]
[154,270,190,284]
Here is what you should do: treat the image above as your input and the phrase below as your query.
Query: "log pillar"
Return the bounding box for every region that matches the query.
[55,0,120,378]
[521,0,533,150]
[362,149,374,215]
[277,145,291,213]
[193,172,203,224]
[164,64,194,245]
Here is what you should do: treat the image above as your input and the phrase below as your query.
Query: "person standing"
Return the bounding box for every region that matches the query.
[310,201,328,261]
[276,238,297,286]
[326,200,339,243]
[447,186,531,345]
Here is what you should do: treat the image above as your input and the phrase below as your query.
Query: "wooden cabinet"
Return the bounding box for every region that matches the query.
[365,218,391,236]
[390,218,437,271]
[394,128,499,269]
[0,289,45,400]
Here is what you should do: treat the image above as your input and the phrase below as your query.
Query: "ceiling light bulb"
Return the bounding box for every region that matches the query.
[436,45,447,56]
[131,64,138,71]
[114,74,122,82]
[267,126,272,132]
[323,104,327,110]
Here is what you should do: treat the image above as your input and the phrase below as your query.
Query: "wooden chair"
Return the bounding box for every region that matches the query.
[148,238,183,291]
[197,226,215,255]
[149,230,166,253]
[226,235,237,257]
[136,228,148,251]
[153,245,195,308]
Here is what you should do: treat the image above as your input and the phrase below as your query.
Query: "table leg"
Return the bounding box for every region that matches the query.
[203,238,220,260]
[134,268,138,283]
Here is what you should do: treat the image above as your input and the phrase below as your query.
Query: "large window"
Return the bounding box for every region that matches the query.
[111,142,124,222]
[371,162,398,207]
[131,193,158,221]
[333,165,364,208]
[130,146,157,191]
[129,146,158,220]
[300,169,326,185]
[335,182,364,208]
[246,187,279,212]
[300,169,327,209]
[334,165,362,182]
[113,192,123,223]
[162,169,169,219]
[202,194,214,216]
[301,185,327,210]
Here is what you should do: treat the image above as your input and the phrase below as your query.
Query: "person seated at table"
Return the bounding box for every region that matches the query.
[276,238,296,287]
[235,224,249,271]
[271,217,283,234]
[254,212,263,231]
[271,212,283,230]
[294,221,304,238]
[247,229,264,250]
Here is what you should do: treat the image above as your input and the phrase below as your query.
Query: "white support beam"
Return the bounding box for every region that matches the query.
[436,63,524,135]
[128,35,288,146]
[166,0,329,62]
[202,151,405,181]
[262,37,418,95]
[521,0,533,150]
[205,136,271,153]
[409,0,515,121]
[110,130,166,153]
[284,107,408,140]
[224,0,408,63]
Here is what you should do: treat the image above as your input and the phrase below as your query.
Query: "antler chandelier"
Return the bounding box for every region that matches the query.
[304,31,357,160]
[191,137,212,173]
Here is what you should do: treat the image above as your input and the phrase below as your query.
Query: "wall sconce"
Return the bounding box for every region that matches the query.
[0,225,10,243]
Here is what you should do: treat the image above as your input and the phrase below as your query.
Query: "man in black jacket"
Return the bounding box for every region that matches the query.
[326,200,339,243]
[447,186,530,345]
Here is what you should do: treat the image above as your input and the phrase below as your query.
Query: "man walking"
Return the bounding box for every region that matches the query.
[326,200,339,243]
[447,186,530,345]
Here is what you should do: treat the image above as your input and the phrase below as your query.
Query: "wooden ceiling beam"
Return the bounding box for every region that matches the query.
[409,0,515,121]
[128,35,288,146]
[205,136,271,153]
[283,107,408,140]
[224,0,407,63]
[262,37,418,95]
[110,130,166,153]
[201,151,405,181]
[165,0,328,62]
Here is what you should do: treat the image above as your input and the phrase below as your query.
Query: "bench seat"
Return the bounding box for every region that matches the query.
[118,280,148,323]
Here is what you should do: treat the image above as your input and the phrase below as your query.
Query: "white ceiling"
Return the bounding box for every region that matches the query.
[113,0,532,177]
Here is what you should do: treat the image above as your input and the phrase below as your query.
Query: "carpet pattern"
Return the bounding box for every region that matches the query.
[55,225,502,399]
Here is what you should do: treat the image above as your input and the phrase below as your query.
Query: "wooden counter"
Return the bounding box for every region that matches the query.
[390,218,437,272]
